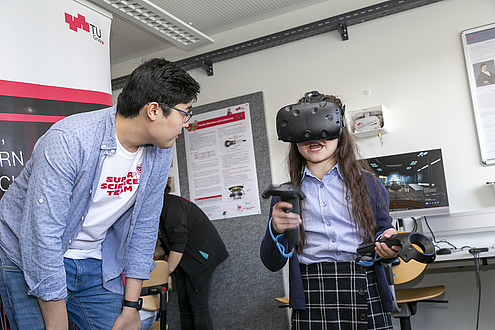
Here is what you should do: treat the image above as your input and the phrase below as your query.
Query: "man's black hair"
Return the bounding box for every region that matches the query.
[117,58,201,118]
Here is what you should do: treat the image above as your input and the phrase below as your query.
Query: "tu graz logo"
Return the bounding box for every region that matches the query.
[65,12,104,45]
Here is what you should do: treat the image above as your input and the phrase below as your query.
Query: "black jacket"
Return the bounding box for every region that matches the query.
[159,194,229,290]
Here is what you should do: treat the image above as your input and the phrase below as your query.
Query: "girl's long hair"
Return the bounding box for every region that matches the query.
[288,94,378,253]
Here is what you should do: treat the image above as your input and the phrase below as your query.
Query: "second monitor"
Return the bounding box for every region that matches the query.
[364,148,450,219]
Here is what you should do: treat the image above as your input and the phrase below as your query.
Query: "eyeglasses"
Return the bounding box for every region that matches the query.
[150,102,193,123]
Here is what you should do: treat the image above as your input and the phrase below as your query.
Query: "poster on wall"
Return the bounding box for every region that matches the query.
[461,23,495,166]
[183,103,261,220]
[0,0,113,197]
[167,143,181,196]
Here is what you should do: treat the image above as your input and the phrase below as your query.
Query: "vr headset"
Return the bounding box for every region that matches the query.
[276,91,345,143]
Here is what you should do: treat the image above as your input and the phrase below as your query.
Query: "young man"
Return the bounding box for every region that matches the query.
[0,58,200,330]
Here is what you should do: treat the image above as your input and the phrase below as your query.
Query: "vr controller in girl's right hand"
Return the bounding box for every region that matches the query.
[262,183,306,246]
[357,236,402,255]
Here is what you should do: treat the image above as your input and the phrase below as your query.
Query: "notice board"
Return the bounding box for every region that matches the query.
[461,23,495,165]
[170,91,289,329]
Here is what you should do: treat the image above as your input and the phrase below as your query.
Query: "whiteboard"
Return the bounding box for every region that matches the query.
[461,23,495,166]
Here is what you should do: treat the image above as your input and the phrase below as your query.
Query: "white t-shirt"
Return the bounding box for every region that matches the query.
[64,138,144,260]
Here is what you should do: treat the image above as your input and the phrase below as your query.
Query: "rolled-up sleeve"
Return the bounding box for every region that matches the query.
[21,129,77,300]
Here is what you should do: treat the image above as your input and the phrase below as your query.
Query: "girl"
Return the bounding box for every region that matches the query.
[261,93,400,329]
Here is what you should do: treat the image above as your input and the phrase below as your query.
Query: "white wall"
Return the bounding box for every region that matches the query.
[112,0,495,328]
[113,0,495,214]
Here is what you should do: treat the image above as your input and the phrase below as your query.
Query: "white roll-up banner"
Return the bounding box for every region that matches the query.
[0,0,113,197]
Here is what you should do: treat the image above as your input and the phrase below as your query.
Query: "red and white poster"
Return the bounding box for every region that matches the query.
[0,0,113,197]
[183,103,261,220]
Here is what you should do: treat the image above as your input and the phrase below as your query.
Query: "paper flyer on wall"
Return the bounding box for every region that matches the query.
[462,23,495,165]
[183,103,261,220]
[166,142,181,196]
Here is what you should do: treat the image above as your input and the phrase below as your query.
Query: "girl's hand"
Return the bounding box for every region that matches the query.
[375,228,401,259]
[271,201,302,234]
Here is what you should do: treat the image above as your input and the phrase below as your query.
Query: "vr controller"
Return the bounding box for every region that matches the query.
[276,91,345,143]
[357,237,402,255]
[262,183,306,246]
[357,232,436,264]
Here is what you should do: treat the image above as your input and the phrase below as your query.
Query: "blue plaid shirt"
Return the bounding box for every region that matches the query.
[0,106,171,301]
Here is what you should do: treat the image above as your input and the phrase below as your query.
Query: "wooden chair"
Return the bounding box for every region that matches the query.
[384,248,447,330]
[141,260,169,330]
[275,297,289,308]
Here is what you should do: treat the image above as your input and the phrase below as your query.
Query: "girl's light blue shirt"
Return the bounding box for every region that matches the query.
[298,164,363,264]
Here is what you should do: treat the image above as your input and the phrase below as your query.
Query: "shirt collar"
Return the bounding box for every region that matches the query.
[302,162,344,182]
[101,105,118,150]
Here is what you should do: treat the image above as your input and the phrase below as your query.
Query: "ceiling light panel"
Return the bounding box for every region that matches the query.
[95,0,214,50]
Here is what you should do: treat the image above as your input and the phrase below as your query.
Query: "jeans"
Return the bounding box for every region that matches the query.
[0,249,123,330]
[175,266,213,330]
[140,310,158,330]
[0,249,44,330]
[64,258,124,329]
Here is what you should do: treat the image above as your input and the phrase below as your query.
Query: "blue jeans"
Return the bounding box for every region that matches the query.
[0,249,44,330]
[140,310,158,330]
[0,249,123,329]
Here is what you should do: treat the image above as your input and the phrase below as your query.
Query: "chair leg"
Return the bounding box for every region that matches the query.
[393,302,417,330]
[399,317,412,330]
[160,288,167,330]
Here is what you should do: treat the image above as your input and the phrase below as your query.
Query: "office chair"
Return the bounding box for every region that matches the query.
[275,296,289,308]
[384,255,447,330]
[141,260,169,330]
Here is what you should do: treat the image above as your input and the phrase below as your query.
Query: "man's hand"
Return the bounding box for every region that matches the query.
[112,277,143,329]
[37,298,69,330]
[112,307,141,330]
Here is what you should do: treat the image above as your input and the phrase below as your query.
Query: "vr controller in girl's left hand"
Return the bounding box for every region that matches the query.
[357,232,437,264]
[262,183,306,246]
[357,236,402,255]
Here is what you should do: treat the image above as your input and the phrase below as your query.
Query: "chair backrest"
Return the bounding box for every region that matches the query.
[391,231,429,284]
[141,260,169,311]
[385,233,430,312]
[392,257,426,284]
[143,260,169,287]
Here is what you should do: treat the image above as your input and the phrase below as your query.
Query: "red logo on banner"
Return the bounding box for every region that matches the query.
[65,13,90,32]
[65,12,105,45]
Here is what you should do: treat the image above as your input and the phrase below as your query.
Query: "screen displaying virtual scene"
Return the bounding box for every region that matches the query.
[364,148,449,217]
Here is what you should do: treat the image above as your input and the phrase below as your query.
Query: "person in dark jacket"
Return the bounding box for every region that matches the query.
[260,93,400,329]
[159,185,228,330]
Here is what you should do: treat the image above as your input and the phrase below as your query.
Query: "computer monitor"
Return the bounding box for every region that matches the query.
[364,148,450,219]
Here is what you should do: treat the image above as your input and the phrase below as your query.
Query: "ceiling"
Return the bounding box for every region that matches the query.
[86,0,336,65]
[85,0,444,82]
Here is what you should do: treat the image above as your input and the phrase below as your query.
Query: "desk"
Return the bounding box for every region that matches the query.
[428,248,495,269]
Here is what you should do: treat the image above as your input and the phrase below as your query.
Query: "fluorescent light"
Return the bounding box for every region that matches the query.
[95,0,214,50]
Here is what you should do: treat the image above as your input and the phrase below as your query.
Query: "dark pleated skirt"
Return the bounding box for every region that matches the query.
[292,261,393,330]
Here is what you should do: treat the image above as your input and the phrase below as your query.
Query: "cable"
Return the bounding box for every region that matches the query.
[411,217,418,232]
[423,216,436,241]
[469,249,483,330]
[423,216,457,250]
